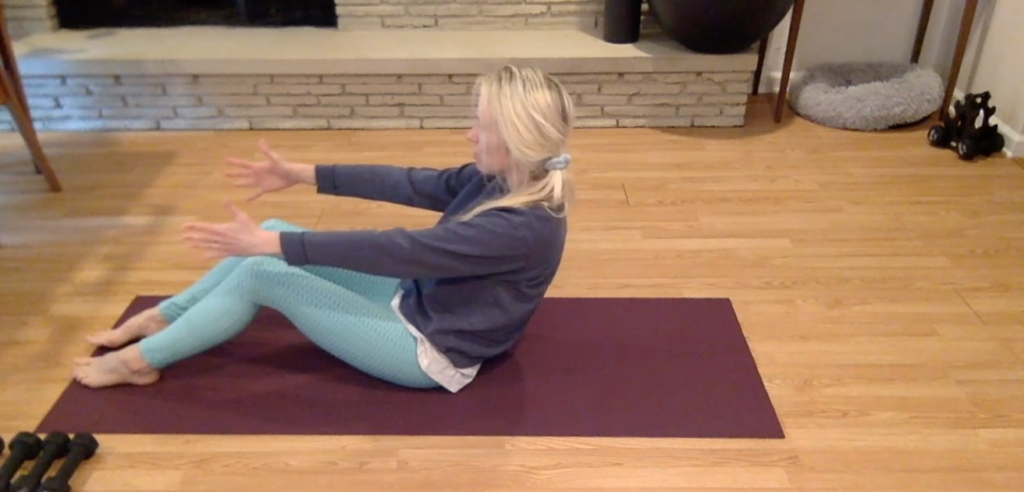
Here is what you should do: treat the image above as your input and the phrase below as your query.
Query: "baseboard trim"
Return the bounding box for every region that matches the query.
[762,70,796,95]
[1010,138,1023,158]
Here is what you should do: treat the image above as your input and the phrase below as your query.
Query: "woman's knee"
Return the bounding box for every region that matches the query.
[234,256,289,277]
[222,256,298,299]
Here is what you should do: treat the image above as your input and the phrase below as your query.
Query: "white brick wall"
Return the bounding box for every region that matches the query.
[335,0,603,30]
[0,71,752,132]
[2,0,57,39]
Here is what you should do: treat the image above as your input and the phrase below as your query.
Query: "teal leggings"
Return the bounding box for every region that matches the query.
[137,219,440,390]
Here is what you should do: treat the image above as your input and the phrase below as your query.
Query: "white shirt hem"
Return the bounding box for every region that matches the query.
[391,291,480,393]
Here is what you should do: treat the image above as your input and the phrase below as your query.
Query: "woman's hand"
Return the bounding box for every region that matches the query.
[225,139,302,201]
[182,201,282,259]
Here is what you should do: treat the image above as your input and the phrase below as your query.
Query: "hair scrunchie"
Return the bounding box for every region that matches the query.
[545,154,571,171]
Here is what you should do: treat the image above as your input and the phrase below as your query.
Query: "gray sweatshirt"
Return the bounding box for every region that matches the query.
[279,162,567,368]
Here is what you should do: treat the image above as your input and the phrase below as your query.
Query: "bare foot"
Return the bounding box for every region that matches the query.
[87,306,169,348]
[73,344,160,389]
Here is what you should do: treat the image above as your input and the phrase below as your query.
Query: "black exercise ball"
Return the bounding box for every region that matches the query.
[648,0,795,54]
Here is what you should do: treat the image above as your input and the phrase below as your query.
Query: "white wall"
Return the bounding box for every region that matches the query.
[758,0,1023,156]
[952,0,1024,156]
[759,0,934,78]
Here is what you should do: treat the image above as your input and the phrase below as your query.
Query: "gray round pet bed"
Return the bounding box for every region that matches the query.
[787,62,944,131]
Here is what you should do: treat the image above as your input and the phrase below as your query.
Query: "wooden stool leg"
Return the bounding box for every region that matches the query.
[0,3,62,192]
[2,72,61,192]
[774,0,804,123]
[752,36,769,96]
[942,0,978,113]
[911,0,934,64]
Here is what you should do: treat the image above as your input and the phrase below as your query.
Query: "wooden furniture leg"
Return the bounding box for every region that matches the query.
[0,3,62,192]
[752,36,769,96]
[774,0,804,122]
[911,0,935,63]
[942,0,978,113]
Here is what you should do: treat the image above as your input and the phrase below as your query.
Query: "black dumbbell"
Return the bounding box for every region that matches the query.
[8,432,69,492]
[39,433,99,492]
[0,432,44,492]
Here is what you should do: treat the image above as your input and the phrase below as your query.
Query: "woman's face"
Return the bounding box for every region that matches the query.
[467,94,510,176]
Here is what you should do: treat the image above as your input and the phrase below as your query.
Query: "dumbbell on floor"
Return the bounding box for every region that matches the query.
[0,432,44,492]
[9,432,70,492]
[39,433,99,492]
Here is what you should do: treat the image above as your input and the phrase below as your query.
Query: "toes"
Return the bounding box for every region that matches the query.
[71,351,160,389]
[72,366,90,386]
[87,331,117,342]
[85,334,109,346]
[73,367,102,388]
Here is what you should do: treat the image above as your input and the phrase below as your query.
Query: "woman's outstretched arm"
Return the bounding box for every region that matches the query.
[311,162,482,213]
[229,140,479,212]
[277,207,543,280]
[282,161,317,186]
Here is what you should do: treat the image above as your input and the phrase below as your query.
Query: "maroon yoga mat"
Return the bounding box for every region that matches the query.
[37,296,783,439]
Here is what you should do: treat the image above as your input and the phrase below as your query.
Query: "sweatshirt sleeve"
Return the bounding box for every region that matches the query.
[277,209,532,279]
[314,162,480,212]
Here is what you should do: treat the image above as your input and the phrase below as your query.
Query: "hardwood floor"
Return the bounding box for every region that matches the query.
[1,96,1022,491]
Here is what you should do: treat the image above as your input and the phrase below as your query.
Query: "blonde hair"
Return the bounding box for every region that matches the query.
[460,65,575,220]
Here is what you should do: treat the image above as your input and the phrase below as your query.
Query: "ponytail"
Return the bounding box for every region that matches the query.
[459,154,572,220]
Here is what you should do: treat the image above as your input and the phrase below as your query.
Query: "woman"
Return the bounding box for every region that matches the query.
[73,65,575,393]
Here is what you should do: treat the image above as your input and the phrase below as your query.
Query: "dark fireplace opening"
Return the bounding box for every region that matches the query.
[53,0,338,29]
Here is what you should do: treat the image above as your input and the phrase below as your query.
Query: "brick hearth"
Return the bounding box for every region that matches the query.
[1,1,757,132]
[3,0,56,39]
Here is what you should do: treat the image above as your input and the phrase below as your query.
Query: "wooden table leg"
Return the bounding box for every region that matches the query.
[941,0,978,113]
[911,0,934,64]
[774,0,805,123]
